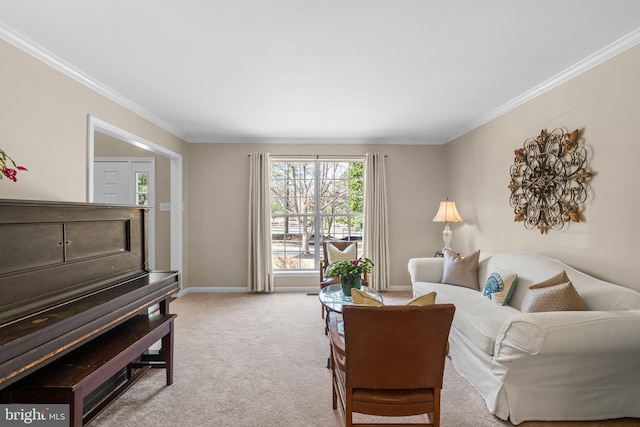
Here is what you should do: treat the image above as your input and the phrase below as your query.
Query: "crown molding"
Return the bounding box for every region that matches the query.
[446,27,640,143]
[188,136,445,145]
[0,22,191,142]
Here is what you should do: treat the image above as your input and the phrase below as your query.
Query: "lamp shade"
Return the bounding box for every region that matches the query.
[432,201,463,223]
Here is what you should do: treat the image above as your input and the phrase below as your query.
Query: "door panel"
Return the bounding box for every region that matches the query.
[94,161,130,204]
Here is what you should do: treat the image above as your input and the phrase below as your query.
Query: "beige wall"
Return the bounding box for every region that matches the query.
[0,38,189,281]
[446,44,640,292]
[187,143,446,289]
[5,32,640,293]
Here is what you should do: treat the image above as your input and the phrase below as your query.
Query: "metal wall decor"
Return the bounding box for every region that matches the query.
[508,128,592,234]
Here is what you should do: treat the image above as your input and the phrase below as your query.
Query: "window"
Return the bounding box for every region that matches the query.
[271,159,364,271]
[135,171,149,206]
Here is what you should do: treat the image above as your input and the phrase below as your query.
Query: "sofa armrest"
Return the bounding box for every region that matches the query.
[494,310,640,361]
[408,257,444,284]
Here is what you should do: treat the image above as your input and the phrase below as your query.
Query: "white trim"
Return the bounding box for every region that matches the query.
[177,286,321,296]
[4,21,639,146]
[189,137,444,145]
[87,115,183,273]
[447,27,640,142]
[176,285,412,296]
[0,22,190,142]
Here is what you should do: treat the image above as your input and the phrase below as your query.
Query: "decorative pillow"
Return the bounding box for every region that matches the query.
[325,243,357,276]
[406,292,437,306]
[327,242,357,263]
[350,289,436,307]
[521,271,588,313]
[441,249,480,290]
[351,288,385,306]
[482,267,518,306]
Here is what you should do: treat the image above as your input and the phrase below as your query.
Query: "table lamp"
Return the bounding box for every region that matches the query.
[432,200,463,252]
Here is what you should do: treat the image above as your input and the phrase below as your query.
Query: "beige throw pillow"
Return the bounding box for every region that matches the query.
[441,249,480,290]
[521,271,587,313]
[406,292,437,306]
[351,289,436,307]
[351,288,385,306]
[325,242,357,276]
[327,242,357,264]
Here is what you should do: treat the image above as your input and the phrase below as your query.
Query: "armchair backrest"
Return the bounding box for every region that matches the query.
[342,304,455,390]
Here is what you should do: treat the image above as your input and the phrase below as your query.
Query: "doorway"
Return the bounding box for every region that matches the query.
[94,157,156,268]
[87,115,183,274]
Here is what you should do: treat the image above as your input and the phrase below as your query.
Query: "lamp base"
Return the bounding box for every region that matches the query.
[442,223,452,253]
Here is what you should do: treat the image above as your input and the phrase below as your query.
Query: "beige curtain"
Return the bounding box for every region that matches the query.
[363,153,390,290]
[248,152,274,292]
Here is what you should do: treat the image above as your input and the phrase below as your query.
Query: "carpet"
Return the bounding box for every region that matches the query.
[91,292,640,427]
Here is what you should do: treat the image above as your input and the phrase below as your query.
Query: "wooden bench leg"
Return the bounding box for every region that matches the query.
[163,318,174,386]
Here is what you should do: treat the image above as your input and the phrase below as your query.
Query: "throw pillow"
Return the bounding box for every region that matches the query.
[325,242,357,276]
[351,289,436,307]
[521,271,588,313]
[327,242,357,264]
[441,249,480,290]
[482,267,518,306]
[406,291,437,306]
[351,288,385,306]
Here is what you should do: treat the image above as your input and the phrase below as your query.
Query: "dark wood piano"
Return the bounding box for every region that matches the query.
[0,199,180,416]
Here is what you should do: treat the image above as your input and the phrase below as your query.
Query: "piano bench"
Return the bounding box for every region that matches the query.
[0,313,176,427]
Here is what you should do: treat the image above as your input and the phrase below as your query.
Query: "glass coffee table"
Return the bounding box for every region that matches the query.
[319,284,383,368]
[319,283,383,316]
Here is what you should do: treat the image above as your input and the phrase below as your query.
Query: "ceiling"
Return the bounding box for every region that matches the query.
[1,1,640,144]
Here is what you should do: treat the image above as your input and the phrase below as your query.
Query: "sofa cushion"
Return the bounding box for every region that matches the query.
[413,281,519,355]
[521,271,587,313]
[482,267,518,306]
[442,250,480,290]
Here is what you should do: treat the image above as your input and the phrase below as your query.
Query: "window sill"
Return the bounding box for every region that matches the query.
[273,270,319,278]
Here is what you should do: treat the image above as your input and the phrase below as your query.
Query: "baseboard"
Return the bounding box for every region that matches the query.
[176,285,412,297]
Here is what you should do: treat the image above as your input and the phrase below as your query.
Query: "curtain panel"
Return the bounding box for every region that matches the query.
[363,153,390,290]
[248,152,274,292]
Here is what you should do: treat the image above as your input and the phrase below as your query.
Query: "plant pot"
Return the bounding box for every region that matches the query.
[340,274,362,297]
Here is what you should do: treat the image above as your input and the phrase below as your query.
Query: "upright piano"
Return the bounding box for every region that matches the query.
[0,199,180,391]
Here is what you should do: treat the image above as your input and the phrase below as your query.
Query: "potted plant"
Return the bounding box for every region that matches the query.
[326,257,374,297]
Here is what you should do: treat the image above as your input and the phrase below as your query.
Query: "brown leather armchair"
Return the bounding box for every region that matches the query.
[329,304,455,427]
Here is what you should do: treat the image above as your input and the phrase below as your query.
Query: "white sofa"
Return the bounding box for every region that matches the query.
[407,251,640,425]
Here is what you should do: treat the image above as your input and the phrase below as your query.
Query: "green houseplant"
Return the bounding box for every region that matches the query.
[326,257,374,297]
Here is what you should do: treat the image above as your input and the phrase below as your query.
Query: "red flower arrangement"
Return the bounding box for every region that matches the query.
[0,149,28,182]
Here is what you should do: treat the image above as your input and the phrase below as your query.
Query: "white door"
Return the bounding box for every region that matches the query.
[94,158,156,268]
[94,161,130,204]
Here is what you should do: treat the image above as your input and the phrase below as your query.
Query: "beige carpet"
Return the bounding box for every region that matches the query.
[91,292,640,427]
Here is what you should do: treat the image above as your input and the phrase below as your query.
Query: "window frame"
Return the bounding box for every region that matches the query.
[270,156,364,272]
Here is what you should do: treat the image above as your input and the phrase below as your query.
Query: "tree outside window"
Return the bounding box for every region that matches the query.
[271,160,363,270]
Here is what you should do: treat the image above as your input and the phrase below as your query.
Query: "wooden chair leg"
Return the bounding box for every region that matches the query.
[433,388,441,427]
[345,390,353,427]
[331,376,337,409]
